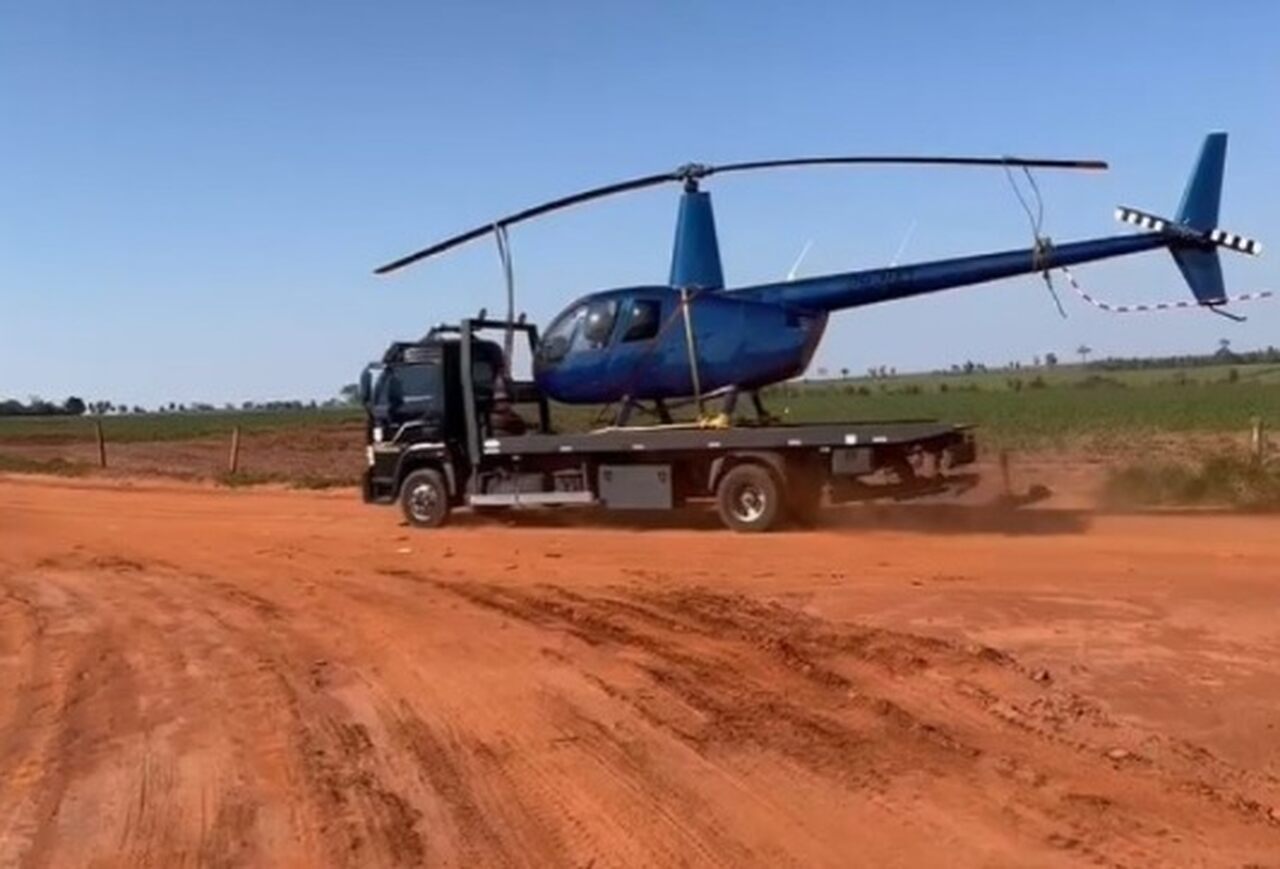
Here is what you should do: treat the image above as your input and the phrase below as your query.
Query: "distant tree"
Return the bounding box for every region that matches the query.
[338,383,361,405]
[1044,352,1059,368]
[839,367,849,380]
[63,396,86,416]
[1076,344,1092,365]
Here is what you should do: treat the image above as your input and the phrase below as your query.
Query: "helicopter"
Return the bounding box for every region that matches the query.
[375,133,1262,425]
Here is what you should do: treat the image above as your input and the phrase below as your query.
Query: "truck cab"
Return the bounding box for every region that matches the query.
[360,320,549,512]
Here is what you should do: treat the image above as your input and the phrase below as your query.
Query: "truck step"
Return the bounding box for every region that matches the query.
[467,491,596,508]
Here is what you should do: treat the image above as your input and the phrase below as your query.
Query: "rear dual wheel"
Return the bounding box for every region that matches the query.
[715,464,782,533]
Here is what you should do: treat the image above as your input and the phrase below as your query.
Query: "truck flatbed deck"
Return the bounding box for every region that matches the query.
[481,420,968,456]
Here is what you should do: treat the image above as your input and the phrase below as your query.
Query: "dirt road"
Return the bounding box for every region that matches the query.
[2,475,1278,867]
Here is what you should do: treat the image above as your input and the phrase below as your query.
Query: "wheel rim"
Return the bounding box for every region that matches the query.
[408,483,440,522]
[731,482,767,523]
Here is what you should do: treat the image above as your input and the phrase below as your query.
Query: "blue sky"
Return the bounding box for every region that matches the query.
[2,1,1277,406]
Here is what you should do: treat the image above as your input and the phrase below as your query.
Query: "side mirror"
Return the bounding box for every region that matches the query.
[358,368,373,405]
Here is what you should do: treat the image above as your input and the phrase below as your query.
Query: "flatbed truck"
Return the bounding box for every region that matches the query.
[360,319,976,533]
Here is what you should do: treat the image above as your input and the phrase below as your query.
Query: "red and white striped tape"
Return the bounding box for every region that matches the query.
[1059,266,1273,314]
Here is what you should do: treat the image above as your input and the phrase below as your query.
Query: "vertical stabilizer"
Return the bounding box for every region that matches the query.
[1176,132,1227,231]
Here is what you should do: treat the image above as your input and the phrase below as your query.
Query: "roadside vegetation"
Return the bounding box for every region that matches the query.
[0,407,362,444]
[1103,453,1280,511]
[0,453,90,476]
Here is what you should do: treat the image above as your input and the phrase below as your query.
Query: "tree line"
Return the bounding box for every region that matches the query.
[0,395,356,418]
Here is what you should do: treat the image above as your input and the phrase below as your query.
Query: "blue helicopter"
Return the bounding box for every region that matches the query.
[376,133,1261,424]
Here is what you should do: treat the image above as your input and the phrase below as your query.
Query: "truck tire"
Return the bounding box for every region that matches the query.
[715,463,782,533]
[400,468,451,528]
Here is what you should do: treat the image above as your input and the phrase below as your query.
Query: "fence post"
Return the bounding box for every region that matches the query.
[228,426,241,474]
[94,420,107,468]
[999,449,1012,497]
[1250,417,1265,466]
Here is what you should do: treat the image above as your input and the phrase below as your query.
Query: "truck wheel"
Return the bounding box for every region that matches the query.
[716,463,781,533]
[400,468,450,528]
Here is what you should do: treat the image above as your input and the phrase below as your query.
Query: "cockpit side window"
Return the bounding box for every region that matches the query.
[538,305,585,364]
[622,299,661,342]
[577,300,618,350]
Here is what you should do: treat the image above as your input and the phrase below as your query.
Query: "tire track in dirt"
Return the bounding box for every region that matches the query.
[0,554,430,867]
[403,573,1280,866]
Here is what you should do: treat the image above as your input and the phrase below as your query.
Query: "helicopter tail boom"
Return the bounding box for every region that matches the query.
[736,133,1260,314]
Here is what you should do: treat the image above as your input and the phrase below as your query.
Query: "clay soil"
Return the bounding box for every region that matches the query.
[2,474,1279,867]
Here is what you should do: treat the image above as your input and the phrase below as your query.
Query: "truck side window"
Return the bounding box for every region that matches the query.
[622,299,660,342]
[395,364,436,401]
[579,300,618,349]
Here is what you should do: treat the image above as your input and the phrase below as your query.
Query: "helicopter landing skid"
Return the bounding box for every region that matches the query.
[606,387,779,430]
[720,388,782,426]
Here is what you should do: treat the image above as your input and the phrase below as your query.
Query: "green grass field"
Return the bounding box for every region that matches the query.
[2,363,1276,453]
[0,407,363,444]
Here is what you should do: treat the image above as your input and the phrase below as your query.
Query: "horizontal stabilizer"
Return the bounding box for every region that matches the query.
[1115,206,1169,233]
[1116,205,1262,257]
[1208,228,1262,256]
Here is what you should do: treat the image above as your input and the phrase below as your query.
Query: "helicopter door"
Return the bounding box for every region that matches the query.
[604,296,666,394]
[617,298,662,344]
[577,299,619,351]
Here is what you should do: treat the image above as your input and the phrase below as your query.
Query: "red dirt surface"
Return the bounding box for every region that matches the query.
[2,474,1278,866]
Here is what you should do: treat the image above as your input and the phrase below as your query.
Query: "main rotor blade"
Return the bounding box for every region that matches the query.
[709,155,1108,174]
[374,154,1108,275]
[373,171,677,274]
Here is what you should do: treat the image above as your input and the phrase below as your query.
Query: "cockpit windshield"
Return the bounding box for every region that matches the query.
[538,305,586,365]
[537,297,624,367]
